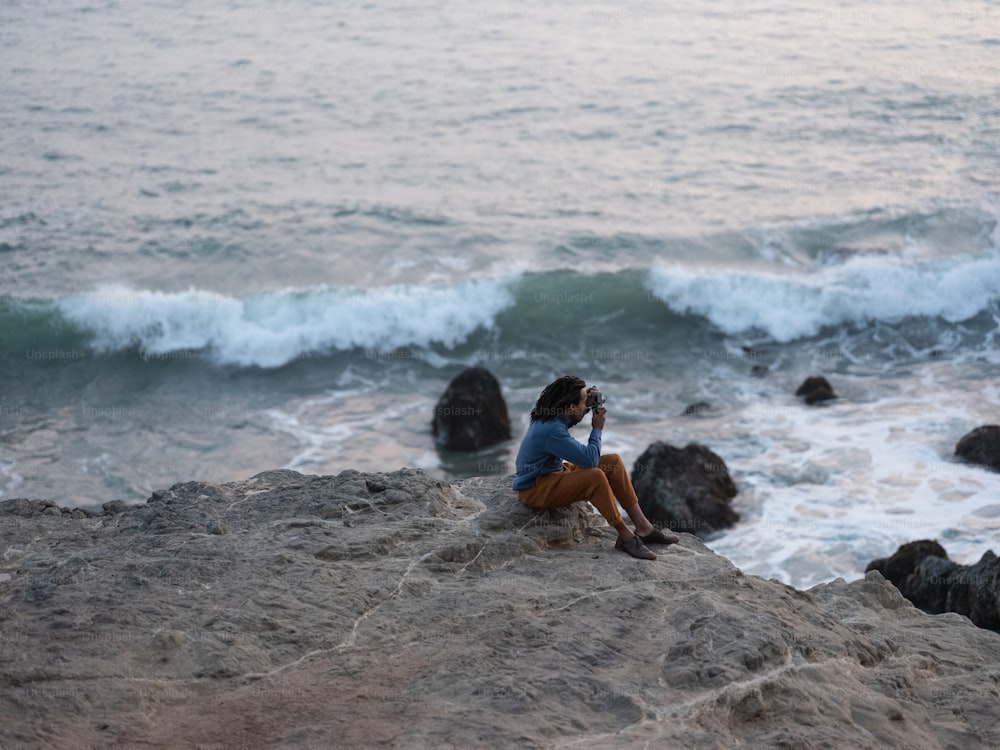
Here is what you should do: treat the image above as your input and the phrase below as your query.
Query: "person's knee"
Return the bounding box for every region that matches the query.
[578,466,608,483]
[574,467,611,496]
[601,453,625,472]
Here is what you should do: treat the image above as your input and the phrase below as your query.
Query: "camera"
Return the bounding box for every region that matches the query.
[586,386,605,411]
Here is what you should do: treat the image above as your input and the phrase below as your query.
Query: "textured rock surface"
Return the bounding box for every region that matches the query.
[866,540,950,585]
[955,425,1000,471]
[3,470,1000,749]
[632,442,739,536]
[867,540,1000,631]
[431,366,512,451]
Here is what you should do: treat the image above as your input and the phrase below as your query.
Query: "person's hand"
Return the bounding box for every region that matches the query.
[591,407,606,431]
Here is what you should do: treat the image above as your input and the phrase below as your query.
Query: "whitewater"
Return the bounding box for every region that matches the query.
[25,247,999,368]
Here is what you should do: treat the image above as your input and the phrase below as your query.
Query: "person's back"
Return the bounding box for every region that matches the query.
[512,415,600,491]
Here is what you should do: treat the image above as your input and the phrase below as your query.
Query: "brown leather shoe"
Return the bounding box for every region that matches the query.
[640,528,680,545]
[615,536,657,560]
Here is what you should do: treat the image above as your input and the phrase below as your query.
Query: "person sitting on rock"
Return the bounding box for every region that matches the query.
[512,374,678,560]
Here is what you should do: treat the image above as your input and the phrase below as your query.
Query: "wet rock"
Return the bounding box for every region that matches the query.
[865,539,948,584]
[740,345,771,360]
[739,346,772,377]
[955,425,1000,471]
[431,367,512,451]
[632,442,739,536]
[680,401,713,417]
[795,375,838,404]
[866,540,1000,631]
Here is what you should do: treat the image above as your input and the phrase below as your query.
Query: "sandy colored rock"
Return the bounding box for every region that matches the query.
[2,469,1000,748]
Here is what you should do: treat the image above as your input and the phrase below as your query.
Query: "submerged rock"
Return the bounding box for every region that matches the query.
[955,425,1000,471]
[815,246,890,266]
[867,540,1000,631]
[2,471,1000,748]
[680,401,713,417]
[632,442,739,536]
[431,366,512,451]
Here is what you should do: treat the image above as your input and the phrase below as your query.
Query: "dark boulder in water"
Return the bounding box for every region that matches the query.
[865,540,949,585]
[954,425,1000,471]
[431,367,511,451]
[632,442,739,536]
[866,540,1000,631]
[795,376,838,405]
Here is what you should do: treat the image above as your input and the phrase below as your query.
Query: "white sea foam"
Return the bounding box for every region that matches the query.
[647,252,1000,342]
[0,460,23,498]
[696,363,1000,588]
[57,280,517,368]
[265,390,442,476]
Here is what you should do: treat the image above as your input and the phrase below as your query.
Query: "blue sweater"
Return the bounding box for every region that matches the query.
[511,415,602,491]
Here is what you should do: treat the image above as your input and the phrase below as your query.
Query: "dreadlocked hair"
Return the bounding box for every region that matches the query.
[529,375,586,423]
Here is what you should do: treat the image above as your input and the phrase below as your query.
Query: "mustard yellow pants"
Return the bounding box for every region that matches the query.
[517,453,639,526]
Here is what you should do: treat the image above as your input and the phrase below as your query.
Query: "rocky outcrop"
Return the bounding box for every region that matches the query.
[865,539,949,583]
[431,366,512,451]
[632,442,739,536]
[867,540,1000,631]
[795,375,838,404]
[3,471,1000,749]
[955,425,1000,471]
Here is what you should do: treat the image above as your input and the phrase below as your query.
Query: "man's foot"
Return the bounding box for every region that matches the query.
[640,528,680,545]
[615,536,657,560]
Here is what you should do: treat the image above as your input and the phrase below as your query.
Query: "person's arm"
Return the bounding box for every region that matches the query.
[542,421,602,468]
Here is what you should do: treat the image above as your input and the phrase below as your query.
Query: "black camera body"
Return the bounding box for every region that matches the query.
[586,387,606,411]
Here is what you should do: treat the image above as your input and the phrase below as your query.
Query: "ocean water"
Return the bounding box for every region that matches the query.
[2,0,999,588]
